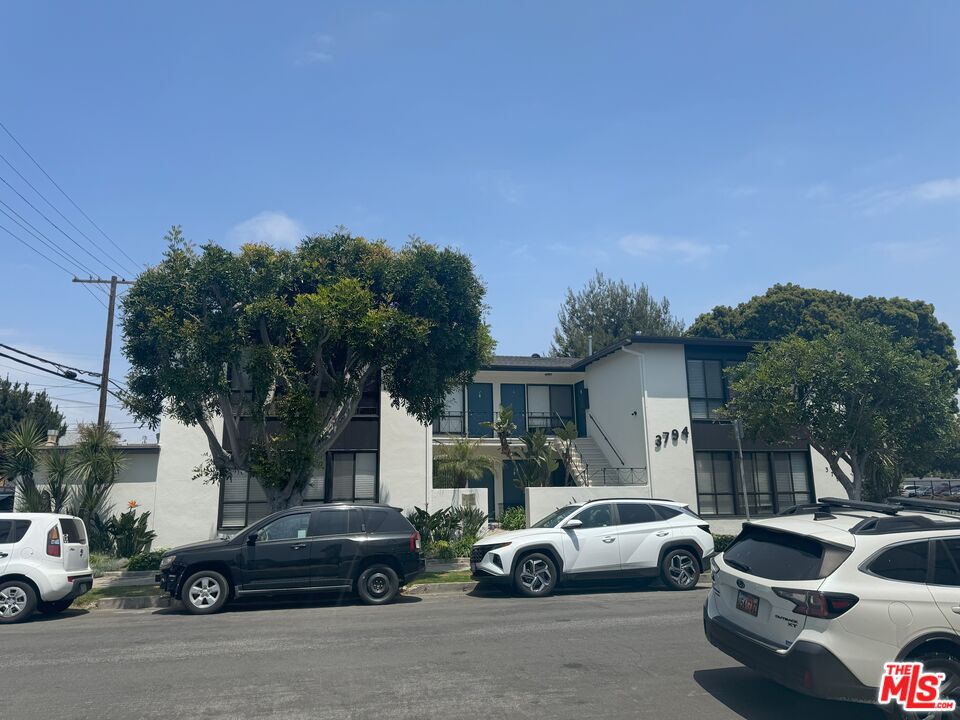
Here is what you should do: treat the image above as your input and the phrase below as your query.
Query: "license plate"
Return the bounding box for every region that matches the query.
[736,590,759,617]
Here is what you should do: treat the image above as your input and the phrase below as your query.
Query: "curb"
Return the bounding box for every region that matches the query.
[403,581,479,595]
[95,596,171,610]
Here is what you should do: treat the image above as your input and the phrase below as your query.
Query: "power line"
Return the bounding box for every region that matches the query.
[0,172,117,275]
[0,343,101,378]
[0,351,101,387]
[0,119,143,272]
[0,150,138,277]
[0,219,74,276]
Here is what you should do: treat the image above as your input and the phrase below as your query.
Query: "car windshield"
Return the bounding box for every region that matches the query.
[532,506,581,528]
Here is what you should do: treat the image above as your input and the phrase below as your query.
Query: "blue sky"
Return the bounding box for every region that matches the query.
[1,2,958,434]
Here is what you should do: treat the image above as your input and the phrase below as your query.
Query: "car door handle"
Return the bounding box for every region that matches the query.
[291,543,307,550]
[951,605,960,615]
[0,552,7,558]
[601,537,616,543]
[655,531,669,537]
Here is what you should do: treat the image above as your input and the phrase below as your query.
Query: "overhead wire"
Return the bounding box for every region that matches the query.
[0,119,143,272]
[0,342,102,378]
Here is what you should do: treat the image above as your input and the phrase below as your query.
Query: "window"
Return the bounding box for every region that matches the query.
[363,508,414,533]
[773,452,812,510]
[696,452,736,516]
[329,452,377,502]
[740,453,775,514]
[687,360,725,419]
[653,505,682,520]
[59,519,86,544]
[434,387,465,434]
[933,540,960,586]
[575,503,614,528]
[0,520,32,544]
[311,509,362,536]
[617,503,657,524]
[257,513,311,542]
[220,473,271,529]
[527,384,574,432]
[870,542,929,584]
[724,526,851,581]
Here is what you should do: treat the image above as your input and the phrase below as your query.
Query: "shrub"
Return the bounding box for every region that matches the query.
[500,506,526,531]
[108,504,157,558]
[429,540,455,559]
[89,553,124,578]
[712,534,736,554]
[450,506,487,539]
[127,549,168,571]
[451,535,477,558]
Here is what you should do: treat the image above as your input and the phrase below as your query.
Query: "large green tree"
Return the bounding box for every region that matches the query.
[121,227,493,509]
[0,377,66,452]
[550,271,684,357]
[688,283,959,386]
[727,323,957,500]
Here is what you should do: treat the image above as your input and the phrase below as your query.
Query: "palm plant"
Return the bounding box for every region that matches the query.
[433,438,497,489]
[482,406,517,458]
[44,449,72,513]
[512,429,559,487]
[552,420,582,486]
[1,419,49,512]
[67,423,125,553]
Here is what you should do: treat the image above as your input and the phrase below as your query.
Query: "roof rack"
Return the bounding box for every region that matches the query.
[886,497,960,517]
[848,515,960,535]
[779,497,901,517]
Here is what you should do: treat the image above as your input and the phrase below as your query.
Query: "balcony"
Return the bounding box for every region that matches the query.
[433,411,574,437]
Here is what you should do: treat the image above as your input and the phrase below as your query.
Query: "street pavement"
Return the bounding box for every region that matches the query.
[2,583,885,720]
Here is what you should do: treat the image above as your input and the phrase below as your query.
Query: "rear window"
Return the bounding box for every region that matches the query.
[653,505,682,520]
[0,519,32,544]
[363,508,413,533]
[59,518,86,544]
[723,526,851,581]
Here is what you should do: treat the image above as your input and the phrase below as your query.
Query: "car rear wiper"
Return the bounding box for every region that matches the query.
[725,558,751,573]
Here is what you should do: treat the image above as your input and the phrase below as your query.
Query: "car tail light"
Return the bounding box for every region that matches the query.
[47,526,62,557]
[410,532,421,551]
[773,588,859,618]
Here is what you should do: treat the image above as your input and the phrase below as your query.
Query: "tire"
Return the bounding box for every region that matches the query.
[0,580,37,624]
[356,564,400,605]
[660,548,700,591]
[180,570,230,615]
[36,597,74,615]
[891,652,960,720]
[513,552,558,598]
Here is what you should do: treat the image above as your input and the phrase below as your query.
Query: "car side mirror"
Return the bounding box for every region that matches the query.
[246,532,259,545]
[562,519,583,529]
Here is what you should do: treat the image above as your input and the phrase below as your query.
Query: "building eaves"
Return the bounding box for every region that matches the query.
[572,334,764,370]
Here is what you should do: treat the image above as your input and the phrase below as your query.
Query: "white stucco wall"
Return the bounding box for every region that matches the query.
[431,487,489,520]
[524,485,649,526]
[810,447,850,498]
[151,417,222,549]
[378,391,432,513]
[583,350,647,469]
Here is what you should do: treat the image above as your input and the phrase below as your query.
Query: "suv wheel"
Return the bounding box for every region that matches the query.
[181,570,230,615]
[0,580,37,624]
[661,548,700,591]
[891,652,960,720]
[357,564,399,605]
[37,597,74,615]
[513,552,557,598]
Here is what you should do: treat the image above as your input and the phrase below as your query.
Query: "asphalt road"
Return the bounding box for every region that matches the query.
[2,584,886,720]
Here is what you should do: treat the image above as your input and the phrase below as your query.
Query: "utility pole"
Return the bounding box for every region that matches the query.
[73,276,133,426]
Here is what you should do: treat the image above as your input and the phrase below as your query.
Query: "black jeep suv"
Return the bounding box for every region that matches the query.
[157,503,424,615]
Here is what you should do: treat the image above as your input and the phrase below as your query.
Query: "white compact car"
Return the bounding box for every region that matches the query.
[704,496,960,712]
[0,513,93,623]
[471,498,714,597]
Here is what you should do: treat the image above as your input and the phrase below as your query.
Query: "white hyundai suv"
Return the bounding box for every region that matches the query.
[471,498,714,597]
[704,496,960,714]
[0,513,93,623]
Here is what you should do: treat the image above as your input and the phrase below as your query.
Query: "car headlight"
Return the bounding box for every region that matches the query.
[476,542,511,553]
[159,555,176,570]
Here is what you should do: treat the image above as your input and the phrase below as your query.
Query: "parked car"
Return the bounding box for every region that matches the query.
[471,498,714,597]
[157,503,424,615]
[704,496,960,711]
[0,513,93,624]
[899,485,921,498]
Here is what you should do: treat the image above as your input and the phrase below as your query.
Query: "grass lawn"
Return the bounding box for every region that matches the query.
[408,570,473,586]
[75,584,162,608]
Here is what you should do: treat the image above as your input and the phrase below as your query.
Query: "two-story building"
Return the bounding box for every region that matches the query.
[34,334,846,547]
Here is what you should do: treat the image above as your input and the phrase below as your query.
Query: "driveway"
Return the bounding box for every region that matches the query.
[1,584,884,719]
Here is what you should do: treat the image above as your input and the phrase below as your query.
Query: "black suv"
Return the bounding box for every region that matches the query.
[157,503,424,615]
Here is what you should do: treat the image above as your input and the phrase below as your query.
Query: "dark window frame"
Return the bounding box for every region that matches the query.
[695,450,815,518]
[433,385,466,435]
[863,539,932,585]
[526,383,575,434]
[323,450,379,504]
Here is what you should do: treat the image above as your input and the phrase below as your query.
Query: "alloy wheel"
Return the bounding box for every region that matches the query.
[188,577,221,609]
[519,558,552,594]
[668,553,697,588]
[0,587,27,618]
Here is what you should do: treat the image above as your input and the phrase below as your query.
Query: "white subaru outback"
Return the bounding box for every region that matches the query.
[0,513,93,623]
[471,498,715,597]
[705,496,960,715]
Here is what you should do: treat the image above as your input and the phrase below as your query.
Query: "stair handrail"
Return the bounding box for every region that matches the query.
[586,412,626,466]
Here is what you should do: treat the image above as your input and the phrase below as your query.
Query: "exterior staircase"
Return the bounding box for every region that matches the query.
[565,436,647,487]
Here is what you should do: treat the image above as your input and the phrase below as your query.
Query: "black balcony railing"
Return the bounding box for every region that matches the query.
[433,411,574,436]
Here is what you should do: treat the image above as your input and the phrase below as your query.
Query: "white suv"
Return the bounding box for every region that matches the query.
[471,498,714,597]
[705,496,960,712]
[0,513,93,623]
